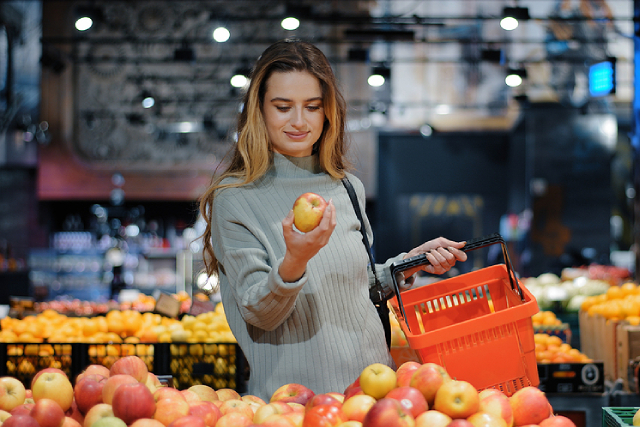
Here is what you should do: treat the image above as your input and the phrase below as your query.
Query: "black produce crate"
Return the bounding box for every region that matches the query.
[0,342,248,393]
[166,343,248,393]
[602,407,638,427]
[0,343,74,387]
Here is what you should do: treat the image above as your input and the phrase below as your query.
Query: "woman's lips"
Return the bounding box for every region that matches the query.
[285,131,308,140]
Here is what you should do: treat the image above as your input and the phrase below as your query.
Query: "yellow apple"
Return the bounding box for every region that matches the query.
[292,192,327,232]
[359,363,397,400]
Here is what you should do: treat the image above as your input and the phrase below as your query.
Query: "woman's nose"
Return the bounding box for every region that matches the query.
[290,108,304,127]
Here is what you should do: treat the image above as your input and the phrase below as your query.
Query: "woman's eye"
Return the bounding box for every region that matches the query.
[307,105,321,111]
[276,106,290,112]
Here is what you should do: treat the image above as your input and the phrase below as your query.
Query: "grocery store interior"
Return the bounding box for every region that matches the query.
[1,0,640,426]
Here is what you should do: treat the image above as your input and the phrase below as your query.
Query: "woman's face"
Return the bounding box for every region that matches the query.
[262,70,325,157]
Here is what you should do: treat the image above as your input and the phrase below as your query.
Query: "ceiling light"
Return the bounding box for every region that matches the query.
[505,68,527,87]
[75,17,93,31]
[74,6,100,32]
[368,65,390,87]
[213,27,230,43]
[281,17,300,31]
[501,7,529,31]
[230,67,251,88]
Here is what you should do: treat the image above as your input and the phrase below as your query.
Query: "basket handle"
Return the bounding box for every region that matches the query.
[389,233,524,331]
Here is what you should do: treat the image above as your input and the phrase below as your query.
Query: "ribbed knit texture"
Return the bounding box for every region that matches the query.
[211,153,401,401]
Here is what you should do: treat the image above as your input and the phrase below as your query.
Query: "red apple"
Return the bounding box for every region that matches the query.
[102,374,138,405]
[447,419,475,427]
[167,415,206,427]
[219,398,255,419]
[83,403,114,427]
[10,402,34,416]
[153,387,185,402]
[333,422,360,427]
[415,409,452,427]
[109,356,149,383]
[74,374,107,415]
[343,378,360,396]
[32,370,74,412]
[283,411,304,427]
[433,380,479,419]
[62,417,83,427]
[0,376,26,412]
[189,385,219,403]
[30,397,66,427]
[509,387,551,426]
[479,392,513,427]
[478,389,503,400]
[287,402,305,413]
[3,414,40,427]
[189,401,222,427]
[130,419,165,427]
[215,411,254,427]
[292,192,328,232]
[216,388,241,401]
[305,393,342,412]
[254,401,293,424]
[361,398,414,427]
[259,413,297,427]
[31,367,66,391]
[359,363,397,400]
[539,415,577,427]
[344,386,364,400]
[341,394,377,422]
[111,382,156,424]
[181,389,201,404]
[409,363,451,407]
[385,386,428,418]
[242,394,266,413]
[396,361,421,388]
[77,365,111,383]
[304,404,347,427]
[270,383,315,406]
[154,398,190,426]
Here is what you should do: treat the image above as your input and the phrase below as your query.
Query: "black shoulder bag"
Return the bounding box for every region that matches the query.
[342,177,392,349]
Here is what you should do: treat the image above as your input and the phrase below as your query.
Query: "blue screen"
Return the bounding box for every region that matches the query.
[589,61,615,97]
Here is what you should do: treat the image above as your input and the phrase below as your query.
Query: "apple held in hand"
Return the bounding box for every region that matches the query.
[359,363,397,400]
[292,192,327,233]
[0,376,26,412]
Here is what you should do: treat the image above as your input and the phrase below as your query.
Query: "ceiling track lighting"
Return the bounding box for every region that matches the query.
[505,68,527,87]
[500,6,530,31]
[368,65,391,87]
[74,6,101,32]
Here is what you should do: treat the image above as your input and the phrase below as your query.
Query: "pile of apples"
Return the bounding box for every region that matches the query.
[0,355,576,427]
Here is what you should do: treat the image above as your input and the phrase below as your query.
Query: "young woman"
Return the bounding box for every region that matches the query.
[199,39,467,400]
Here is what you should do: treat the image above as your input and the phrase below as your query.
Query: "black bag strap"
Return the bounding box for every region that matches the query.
[341,177,384,302]
[342,177,392,349]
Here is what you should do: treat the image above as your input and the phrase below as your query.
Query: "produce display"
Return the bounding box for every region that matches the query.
[0,304,235,345]
[0,354,575,427]
[580,281,640,323]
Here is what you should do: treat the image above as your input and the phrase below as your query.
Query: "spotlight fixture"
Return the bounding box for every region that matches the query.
[368,65,390,87]
[140,91,155,109]
[230,67,251,88]
[281,17,300,31]
[505,68,527,87]
[500,7,530,31]
[212,27,230,43]
[74,6,101,31]
[348,48,369,62]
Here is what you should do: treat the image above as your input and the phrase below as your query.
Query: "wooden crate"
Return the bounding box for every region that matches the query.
[616,322,640,391]
[579,310,618,382]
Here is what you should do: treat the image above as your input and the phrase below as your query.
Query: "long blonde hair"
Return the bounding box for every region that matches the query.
[199,39,349,278]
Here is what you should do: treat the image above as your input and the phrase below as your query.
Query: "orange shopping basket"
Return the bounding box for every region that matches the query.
[388,233,539,396]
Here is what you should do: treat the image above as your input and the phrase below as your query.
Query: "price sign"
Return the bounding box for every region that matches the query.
[154,293,181,318]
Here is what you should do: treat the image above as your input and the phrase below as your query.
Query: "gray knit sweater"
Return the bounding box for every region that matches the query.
[211,153,402,400]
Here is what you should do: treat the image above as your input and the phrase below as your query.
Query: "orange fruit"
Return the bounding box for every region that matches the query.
[607,286,624,300]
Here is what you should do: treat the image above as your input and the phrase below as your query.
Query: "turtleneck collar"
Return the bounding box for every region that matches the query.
[271,152,323,178]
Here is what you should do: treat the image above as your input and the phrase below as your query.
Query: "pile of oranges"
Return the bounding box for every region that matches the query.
[580,281,640,324]
[0,304,236,345]
[531,310,563,327]
[534,333,592,364]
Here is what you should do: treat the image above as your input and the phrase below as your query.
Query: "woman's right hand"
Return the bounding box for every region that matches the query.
[278,199,336,282]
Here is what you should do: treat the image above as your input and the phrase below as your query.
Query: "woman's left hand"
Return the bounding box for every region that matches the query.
[403,237,467,275]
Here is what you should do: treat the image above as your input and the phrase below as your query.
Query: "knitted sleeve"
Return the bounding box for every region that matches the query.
[211,188,307,331]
